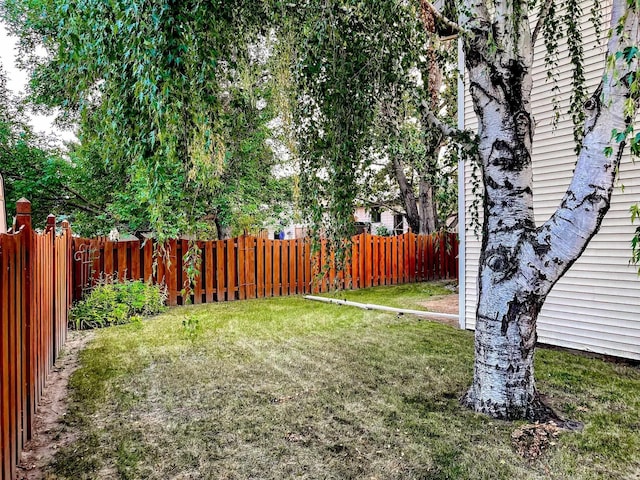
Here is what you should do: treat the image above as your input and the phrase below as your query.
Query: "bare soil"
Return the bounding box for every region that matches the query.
[418,294,459,327]
[511,422,562,460]
[16,331,94,480]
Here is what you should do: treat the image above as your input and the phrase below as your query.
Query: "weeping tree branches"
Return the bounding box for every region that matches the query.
[288,0,460,259]
[2,0,288,239]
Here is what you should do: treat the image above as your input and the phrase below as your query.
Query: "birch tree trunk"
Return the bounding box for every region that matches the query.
[459,0,639,419]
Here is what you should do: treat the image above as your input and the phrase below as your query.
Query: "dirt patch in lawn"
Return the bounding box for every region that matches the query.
[17,330,94,480]
[418,294,459,327]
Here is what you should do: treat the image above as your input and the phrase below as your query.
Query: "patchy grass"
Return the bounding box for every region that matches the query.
[49,283,640,480]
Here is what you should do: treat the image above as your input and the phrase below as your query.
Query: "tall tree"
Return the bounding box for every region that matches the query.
[364,99,451,234]
[286,0,640,420]
[456,0,639,419]
[370,68,458,235]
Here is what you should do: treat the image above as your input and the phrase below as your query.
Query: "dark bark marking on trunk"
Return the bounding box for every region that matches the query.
[489,59,527,114]
[485,176,500,189]
[515,111,533,141]
[485,244,519,282]
[491,217,535,234]
[469,81,501,107]
[564,184,610,213]
[528,233,552,256]
[503,186,534,200]
[489,140,530,171]
[583,83,604,135]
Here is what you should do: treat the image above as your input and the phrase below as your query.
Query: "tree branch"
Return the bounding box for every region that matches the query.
[61,184,106,214]
[421,0,465,36]
[2,171,107,214]
[355,198,406,217]
[531,0,555,47]
[528,0,639,289]
[420,100,457,136]
[65,200,107,216]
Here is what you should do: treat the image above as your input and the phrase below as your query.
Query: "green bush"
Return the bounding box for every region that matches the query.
[71,280,167,330]
[375,225,392,236]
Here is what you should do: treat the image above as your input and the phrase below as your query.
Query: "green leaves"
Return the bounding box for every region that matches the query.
[3,0,291,239]
[616,45,640,63]
[290,1,430,252]
[631,204,640,274]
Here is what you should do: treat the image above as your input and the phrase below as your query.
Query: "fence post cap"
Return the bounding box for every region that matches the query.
[61,220,70,230]
[16,198,31,214]
[46,214,56,233]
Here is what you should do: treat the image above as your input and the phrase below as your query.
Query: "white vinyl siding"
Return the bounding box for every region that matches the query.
[462,0,640,360]
[353,207,407,234]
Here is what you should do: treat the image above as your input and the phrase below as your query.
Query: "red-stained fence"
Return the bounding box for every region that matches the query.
[72,232,458,306]
[0,200,72,480]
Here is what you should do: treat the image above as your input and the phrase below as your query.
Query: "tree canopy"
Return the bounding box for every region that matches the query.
[2,0,291,238]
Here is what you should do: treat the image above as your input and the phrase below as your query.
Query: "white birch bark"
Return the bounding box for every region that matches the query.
[459,0,639,419]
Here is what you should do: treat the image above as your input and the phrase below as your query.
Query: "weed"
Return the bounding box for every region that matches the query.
[181,314,202,340]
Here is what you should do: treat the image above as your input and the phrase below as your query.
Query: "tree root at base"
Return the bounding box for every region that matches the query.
[460,390,584,431]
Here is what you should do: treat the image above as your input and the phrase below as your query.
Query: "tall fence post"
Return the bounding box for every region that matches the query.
[14,199,33,444]
[46,215,56,368]
[62,220,72,338]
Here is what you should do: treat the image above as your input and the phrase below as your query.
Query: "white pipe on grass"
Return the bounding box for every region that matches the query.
[303,295,459,321]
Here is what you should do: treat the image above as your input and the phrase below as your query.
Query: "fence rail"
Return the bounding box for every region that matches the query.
[0,200,72,480]
[72,232,458,306]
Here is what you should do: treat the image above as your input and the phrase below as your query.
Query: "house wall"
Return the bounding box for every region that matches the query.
[354,207,408,234]
[266,222,303,239]
[461,0,640,360]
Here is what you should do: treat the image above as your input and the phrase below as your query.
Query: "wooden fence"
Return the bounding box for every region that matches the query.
[0,200,72,480]
[71,232,458,306]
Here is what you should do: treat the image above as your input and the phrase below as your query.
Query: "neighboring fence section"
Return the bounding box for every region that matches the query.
[0,200,72,480]
[71,232,458,306]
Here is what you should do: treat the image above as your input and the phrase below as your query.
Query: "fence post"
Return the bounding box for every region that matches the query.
[14,199,34,441]
[62,221,72,324]
[46,215,56,367]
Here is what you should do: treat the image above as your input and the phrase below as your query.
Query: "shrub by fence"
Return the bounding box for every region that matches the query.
[0,200,72,480]
[71,232,458,306]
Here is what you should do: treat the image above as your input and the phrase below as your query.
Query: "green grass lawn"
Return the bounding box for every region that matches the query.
[51,283,640,479]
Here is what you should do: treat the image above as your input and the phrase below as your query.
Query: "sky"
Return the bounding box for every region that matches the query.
[0,23,76,143]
